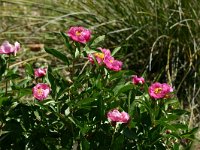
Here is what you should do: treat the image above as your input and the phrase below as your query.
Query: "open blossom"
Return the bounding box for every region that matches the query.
[34,68,47,78]
[88,48,111,65]
[132,75,145,85]
[67,26,91,44]
[88,52,105,65]
[107,109,130,124]
[0,41,20,56]
[104,58,123,71]
[148,82,173,99]
[32,83,50,101]
[88,47,123,71]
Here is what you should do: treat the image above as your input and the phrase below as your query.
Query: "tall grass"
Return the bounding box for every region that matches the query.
[1,0,200,126]
[70,0,200,127]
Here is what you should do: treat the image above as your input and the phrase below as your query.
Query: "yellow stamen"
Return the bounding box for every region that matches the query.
[37,88,43,96]
[94,53,104,59]
[154,88,162,94]
[109,59,114,63]
[75,31,82,36]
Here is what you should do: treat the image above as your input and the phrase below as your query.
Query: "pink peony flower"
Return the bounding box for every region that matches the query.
[67,26,91,44]
[104,56,123,71]
[88,48,111,65]
[107,109,130,124]
[88,52,105,65]
[88,47,123,71]
[0,41,20,56]
[132,75,145,85]
[34,68,47,78]
[120,111,131,123]
[148,82,173,99]
[32,83,50,101]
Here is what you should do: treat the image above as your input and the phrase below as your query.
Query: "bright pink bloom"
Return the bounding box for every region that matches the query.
[88,52,105,65]
[107,109,130,123]
[32,83,50,101]
[34,68,47,78]
[102,48,122,71]
[88,48,111,65]
[104,56,123,71]
[148,82,173,99]
[132,75,145,85]
[120,111,130,123]
[67,26,91,44]
[88,47,123,71]
[0,41,20,56]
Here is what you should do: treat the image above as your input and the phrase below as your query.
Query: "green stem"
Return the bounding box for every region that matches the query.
[110,125,117,149]
[5,55,11,95]
[128,90,132,114]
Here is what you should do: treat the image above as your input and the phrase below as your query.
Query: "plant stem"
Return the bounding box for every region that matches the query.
[110,125,117,150]
[5,55,11,95]
[128,90,132,114]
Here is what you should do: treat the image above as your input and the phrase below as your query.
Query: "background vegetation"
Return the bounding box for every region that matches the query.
[1,0,200,142]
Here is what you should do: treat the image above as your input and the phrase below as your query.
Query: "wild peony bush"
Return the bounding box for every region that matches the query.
[0,27,197,150]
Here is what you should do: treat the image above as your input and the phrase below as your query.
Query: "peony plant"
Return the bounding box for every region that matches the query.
[0,26,196,150]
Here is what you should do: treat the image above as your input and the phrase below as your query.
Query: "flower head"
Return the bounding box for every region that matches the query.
[34,68,47,78]
[32,83,50,101]
[104,56,123,71]
[107,109,130,124]
[88,47,123,71]
[148,82,173,99]
[0,41,20,56]
[88,48,111,65]
[132,75,145,85]
[67,26,91,44]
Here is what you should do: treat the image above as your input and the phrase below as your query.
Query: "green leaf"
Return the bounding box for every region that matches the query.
[111,47,121,56]
[60,31,73,52]
[90,35,105,47]
[0,56,6,78]
[80,138,90,150]
[5,73,20,80]
[44,47,69,65]
[123,128,138,139]
[171,109,189,115]
[113,83,134,96]
[0,97,8,106]
[75,48,80,58]
[157,114,179,123]
[34,110,41,121]
[25,63,34,77]
[76,98,96,106]
[47,69,56,98]
[18,88,32,97]
[111,134,124,150]
[65,107,70,116]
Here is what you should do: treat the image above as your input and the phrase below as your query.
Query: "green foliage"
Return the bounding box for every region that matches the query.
[0,30,197,149]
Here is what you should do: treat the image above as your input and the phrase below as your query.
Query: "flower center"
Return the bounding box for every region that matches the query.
[109,59,114,63]
[154,87,162,94]
[37,88,43,96]
[94,53,104,59]
[75,31,82,36]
